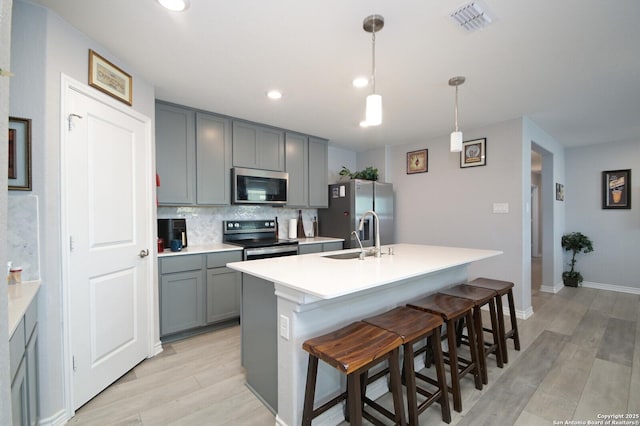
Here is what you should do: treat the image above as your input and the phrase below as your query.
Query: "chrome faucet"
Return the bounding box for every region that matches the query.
[358,210,381,258]
[351,230,366,260]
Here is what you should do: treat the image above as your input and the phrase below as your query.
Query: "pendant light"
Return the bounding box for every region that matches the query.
[449,76,466,152]
[363,15,384,126]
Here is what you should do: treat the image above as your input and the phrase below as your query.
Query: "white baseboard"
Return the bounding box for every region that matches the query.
[37,408,68,426]
[581,281,640,295]
[517,306,534,320]
[540,282,564,294]
[152,340,163,356]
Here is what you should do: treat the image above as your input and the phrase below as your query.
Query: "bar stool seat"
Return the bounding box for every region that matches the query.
[302,321,406,426]
[466,277,521,362]
[407,294,482,413]
[364,306,451,425]
[438,284,504,385]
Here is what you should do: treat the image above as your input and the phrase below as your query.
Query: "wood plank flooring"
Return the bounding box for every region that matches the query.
[70,282,639,425]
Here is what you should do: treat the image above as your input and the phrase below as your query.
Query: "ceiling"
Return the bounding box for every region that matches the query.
[31,0,640,152]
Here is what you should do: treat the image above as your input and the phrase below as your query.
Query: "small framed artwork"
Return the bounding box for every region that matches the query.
[555,183,564,201]
[8,116,32,191]
[460,138,486,168]
[602,169,631,209]
[406,149,428,174]
[88,49,133,106]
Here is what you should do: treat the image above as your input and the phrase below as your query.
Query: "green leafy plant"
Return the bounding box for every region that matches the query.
[561,232,594,286]
[339,166,379,181]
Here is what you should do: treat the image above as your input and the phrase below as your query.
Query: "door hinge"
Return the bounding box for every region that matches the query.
[69,236,75,252]
[72,355,77,372]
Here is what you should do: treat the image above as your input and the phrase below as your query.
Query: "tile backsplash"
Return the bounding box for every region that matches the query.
[7,194,40,281]
[157,205,319,245]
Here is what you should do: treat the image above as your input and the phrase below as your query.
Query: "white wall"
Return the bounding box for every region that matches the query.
[565,140,639,290]
[357,146,391,183]
[327,145,356,184]
[1,1,14,423]
[9,1,155,421]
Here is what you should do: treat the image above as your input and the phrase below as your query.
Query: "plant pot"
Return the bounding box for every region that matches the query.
[563,276,580,287]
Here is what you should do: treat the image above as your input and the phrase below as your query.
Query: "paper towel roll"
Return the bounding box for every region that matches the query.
[289,218,297,239]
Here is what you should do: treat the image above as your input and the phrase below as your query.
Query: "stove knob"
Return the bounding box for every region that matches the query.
[234,223,240,228]
[269,221,275,227]
[264,221,269,227]
[227,223,233,228]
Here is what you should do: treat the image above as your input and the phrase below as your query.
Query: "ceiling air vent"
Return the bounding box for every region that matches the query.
[450,2,492,32]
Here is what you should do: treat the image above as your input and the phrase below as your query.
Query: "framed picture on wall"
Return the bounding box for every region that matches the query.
[602,169,631,209]
[88,49,133,106]
[555,183,564,201]
[8,116,32,191]
[460,138,486,168]
[406,149,428,174]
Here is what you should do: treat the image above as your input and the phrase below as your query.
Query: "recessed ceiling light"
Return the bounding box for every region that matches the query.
[266,90,283,100]
[157,0,190,12]
[352,77,369,88]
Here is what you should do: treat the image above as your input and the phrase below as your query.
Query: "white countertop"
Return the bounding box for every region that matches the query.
[227,243,502,299]
[8,280,41,337]
[297,236,344,245]
[158,243,242,257]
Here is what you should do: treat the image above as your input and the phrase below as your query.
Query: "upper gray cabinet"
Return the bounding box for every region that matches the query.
[285,132,309,207]
[232,121,285,171]
[196,112,232,205]
[156,103,196,205]
[308,137,329,208]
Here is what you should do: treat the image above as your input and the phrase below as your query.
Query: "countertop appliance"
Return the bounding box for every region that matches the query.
[158,218,188,248]
[223,219,298,260]
[318,180,394,249]
[232,167,288,205]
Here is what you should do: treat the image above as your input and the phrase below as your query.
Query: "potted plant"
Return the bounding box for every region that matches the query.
[339,166,379,181]
[561,232,594,287]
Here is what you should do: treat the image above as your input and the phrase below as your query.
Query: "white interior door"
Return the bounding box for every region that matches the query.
[64,84,152,409]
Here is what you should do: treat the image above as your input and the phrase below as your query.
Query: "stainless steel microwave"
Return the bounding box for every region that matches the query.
[232,167,288,205]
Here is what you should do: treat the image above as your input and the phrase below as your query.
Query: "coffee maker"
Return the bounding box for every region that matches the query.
[157,218,188,248]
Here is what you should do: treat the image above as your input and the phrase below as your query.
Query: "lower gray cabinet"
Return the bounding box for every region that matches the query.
[159,250,242,339]
[298,240,344,255]
[10,296,39,426]
[11,358,27,426]
[206,268,241,324]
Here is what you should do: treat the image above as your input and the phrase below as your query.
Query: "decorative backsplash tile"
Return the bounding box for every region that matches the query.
[7,194,40,281]
[157,205,319,245]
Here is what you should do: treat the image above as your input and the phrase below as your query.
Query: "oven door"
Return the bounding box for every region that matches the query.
[244,245,299,261]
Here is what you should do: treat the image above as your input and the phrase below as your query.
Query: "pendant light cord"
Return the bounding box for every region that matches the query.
[454,84,459,132]
[371,29,376,94]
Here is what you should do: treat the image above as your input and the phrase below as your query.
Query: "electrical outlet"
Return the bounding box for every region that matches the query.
[279,315,290,340]
[493,202,509,213]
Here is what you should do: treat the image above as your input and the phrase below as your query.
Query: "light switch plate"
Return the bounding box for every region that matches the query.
[279,314,290,340]
[493,202,509,213]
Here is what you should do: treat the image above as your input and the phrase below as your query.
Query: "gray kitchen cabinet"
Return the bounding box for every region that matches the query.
[206,251,242,324]
[285,132,309,207]
[298,240,344,255]
[196,112,232,205]
[156,102,196,205]
[308,137,329,208]
[232,120,285,171]
[159,255,205,336]
[10,296,39,426]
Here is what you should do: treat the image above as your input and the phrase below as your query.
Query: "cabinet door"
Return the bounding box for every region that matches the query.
[155,103,196,205]
[26,326,38,426]
[308,137,328,207]
[285,132,308,207]
[298,244,322,255]
[11,358,27,426]
[160,270,205,336]
[196,112,232,205]
[206,268,241,324]
[323,241,344,252]
[232,121,285,171]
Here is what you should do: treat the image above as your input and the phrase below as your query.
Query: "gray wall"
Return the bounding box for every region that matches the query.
[565,140,639,289]
[9,1,155,421]
[1,1,14,423]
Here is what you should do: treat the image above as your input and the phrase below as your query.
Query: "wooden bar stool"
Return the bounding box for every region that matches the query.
[438,284,504,385]
[364,306,451,425]
[466,277,521,363]
[302,321,406,426]
[407,294,482,413]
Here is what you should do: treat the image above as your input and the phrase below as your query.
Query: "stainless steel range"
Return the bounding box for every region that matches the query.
[223,219,299,260]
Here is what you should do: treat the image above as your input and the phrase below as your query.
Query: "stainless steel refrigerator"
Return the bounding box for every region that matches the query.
[318,180,394,249]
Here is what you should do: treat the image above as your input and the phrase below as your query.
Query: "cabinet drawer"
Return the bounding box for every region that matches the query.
[160,255,203,274]
[9,318,25,380]
[207,251,242,268]
[299,244,322,255]
[323,242,344,252]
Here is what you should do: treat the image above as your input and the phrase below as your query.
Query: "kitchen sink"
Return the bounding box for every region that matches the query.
[323,251,382,260]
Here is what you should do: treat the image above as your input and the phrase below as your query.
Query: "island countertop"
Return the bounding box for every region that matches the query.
[227,243,502,300]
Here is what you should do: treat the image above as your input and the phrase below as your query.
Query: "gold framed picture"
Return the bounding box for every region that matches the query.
[406,149,428,174]
[88,49,133,106]
[602,169,631,209]
[460,138,486,168]
[8,116,32,191]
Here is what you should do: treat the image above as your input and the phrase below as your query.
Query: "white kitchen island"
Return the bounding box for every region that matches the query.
[227,243,501,426]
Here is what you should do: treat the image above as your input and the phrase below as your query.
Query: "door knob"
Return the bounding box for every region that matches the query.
[139,249,150,258]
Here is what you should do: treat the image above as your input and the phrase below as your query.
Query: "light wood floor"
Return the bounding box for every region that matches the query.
[70,279,639,425]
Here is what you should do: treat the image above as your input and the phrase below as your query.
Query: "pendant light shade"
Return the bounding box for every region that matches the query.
[366,93,382,126]
[363,15,384,127]
[449,76,466,152]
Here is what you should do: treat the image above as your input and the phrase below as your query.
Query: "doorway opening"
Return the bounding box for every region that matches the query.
[531,143,554,306]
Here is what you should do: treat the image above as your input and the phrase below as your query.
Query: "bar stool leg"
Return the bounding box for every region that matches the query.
[388,349,407,426]
[507,290,521,350]
[466,310,483,391]
[347,373,363,426]
[495,295,509,363]
[488,298,504,369]
[431,326,451,424]
[472,305,489,385]
[446,320,464,412]
[404,343,420,426]
[302,355,319,426]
